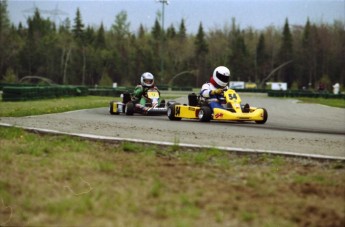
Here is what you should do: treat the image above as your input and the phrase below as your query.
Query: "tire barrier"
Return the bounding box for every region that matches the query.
[267,90,345,99]
[2,85,89,101]
[88,88,132,97]
[2,84,343,101]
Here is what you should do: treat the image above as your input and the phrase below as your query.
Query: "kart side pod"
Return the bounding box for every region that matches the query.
[109,101,124,115]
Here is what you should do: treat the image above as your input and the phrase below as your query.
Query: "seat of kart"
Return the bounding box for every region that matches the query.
[188,93,199,106]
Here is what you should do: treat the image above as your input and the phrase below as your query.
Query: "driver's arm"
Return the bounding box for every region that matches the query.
[133,85,143,98]
[200,84,212,98]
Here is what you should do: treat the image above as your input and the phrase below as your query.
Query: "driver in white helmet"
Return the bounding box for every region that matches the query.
[133,72,160,112]
[200,66,231,111]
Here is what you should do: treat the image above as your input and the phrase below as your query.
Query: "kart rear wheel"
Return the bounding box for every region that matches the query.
[167,103,182,121]
[198,106,212,122]
[167,101,176,107]
[125,102,134,115]
[109,101,119,115]
[255,108,268,124]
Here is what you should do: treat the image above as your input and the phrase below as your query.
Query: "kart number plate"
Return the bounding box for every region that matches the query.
[147,91,159,98]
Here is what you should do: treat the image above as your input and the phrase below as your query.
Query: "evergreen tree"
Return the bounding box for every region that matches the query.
[72,8,84,44]
[138,24,145,39]
[134,26,156,82]
[329,21,345,86]
[178,19,187,41]
[166,24,176,39]
[20,9,55,77]
[300,18,314,88]
[0,0,9,36]
[84,26,95,45]
[150,18,163,79]
[151,19,161,41]
[228,29,251,81]
[194,23,208,56]
[278,18,294,86]
[94,23,106,49]
[256,33,269,83]
[71,8,86,84]
[194,22,209,86]
[0,0,10,78]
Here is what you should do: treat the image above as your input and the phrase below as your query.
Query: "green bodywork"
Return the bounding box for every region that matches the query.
[133,85,161,106]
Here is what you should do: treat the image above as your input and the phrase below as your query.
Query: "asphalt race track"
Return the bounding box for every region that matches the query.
[1,93,344,159]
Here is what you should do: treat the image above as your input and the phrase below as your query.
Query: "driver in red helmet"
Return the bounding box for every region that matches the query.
[200,66,231,111]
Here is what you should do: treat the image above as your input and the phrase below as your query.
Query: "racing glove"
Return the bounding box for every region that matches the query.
[210,88,223,95]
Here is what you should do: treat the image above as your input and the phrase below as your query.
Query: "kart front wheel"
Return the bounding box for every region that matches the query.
[167,104,181,121]
[125,102,134,115]
[255,108,268,124]
[198,106,212,122]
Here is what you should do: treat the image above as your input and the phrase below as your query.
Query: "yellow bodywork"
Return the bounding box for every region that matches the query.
[112,102,119,113]
[212,108,265,121]
[174,105,200,119]
[173,105,265,121]
[172,89,266,122]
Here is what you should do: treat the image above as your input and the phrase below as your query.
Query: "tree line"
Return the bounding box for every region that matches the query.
[0,0,344,90]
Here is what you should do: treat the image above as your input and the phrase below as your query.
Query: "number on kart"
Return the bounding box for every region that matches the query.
[147,91,159,98]
[228,93,237,100]
[176,106,181,116]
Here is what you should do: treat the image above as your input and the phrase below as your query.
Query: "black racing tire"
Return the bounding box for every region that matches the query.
[198,106,212,122]
[159,99,166,108]
[255,108,268,124]
[167,101,176,107]
[109,101,119,115]
[125,102,134,116]
[167,103,182,121]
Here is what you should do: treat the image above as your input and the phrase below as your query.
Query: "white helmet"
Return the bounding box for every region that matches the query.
[212,66,230,88]
[140,72,154,87]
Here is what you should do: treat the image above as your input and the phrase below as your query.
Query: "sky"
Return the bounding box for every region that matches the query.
[7,0,345,34]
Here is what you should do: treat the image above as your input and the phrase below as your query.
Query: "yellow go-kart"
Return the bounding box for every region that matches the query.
[167,89,268,124]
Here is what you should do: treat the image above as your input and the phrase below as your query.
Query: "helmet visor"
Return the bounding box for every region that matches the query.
[216,71,230,83]
[144,79,153,85]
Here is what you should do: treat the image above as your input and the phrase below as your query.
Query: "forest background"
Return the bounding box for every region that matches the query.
[0,0,344,91]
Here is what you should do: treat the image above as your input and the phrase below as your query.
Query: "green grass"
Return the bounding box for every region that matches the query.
[298,97,345,108]
[0,96,116,117]
[0,94,344,225]
[0,126,344,226]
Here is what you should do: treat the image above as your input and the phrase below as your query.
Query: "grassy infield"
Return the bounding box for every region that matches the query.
[0,96,344,226]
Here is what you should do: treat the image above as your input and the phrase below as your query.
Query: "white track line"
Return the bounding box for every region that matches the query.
[1,123,344,161]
